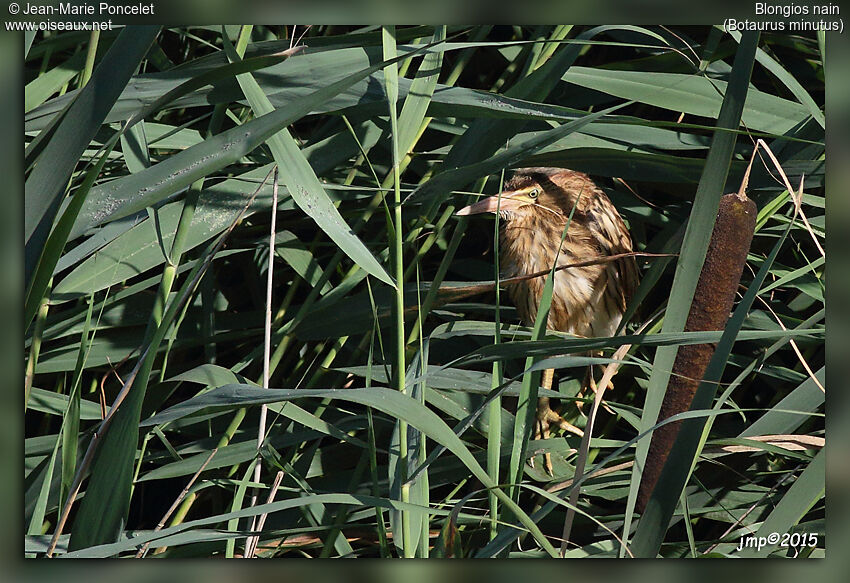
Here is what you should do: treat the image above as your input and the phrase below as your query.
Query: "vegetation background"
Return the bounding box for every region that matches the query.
[24,25,824,558]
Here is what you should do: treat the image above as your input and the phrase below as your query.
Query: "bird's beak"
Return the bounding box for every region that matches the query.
[456,188,535,216]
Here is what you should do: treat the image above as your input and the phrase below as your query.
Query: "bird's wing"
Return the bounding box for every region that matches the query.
[588,194,639,308]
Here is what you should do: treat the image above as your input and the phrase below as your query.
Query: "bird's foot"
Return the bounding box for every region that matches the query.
[531,398,584,475]
[588,372,614,393]
[576,367,614,412]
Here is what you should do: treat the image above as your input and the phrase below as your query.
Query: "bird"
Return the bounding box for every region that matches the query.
[457,167,639,472]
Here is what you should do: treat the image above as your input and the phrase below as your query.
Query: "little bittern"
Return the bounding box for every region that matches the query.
[458,167,639,469]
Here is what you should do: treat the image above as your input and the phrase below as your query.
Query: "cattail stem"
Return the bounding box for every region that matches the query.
[637,191,757,512]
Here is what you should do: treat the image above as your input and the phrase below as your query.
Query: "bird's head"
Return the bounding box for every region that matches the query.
[456,167,596,221]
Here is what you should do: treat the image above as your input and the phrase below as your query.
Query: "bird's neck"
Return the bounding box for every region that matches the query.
[499,215,566,277]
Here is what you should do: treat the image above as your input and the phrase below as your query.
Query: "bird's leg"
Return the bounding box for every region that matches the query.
[533,368,584,475]
[575,367,595,413]
[577,362,615,414]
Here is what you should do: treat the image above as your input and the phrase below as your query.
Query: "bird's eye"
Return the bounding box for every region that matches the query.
[528,187,541,200]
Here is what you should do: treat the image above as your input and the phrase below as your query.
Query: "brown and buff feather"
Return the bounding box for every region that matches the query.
[495,167,638,339]
[458,167,640,471]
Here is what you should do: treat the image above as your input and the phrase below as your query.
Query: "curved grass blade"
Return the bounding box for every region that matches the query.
[407,101,630,207]
[25,51,86,113]
[66,43,438,242]
[60,492,463,558]
[440,26,656,174]
[561,65,808,134]
[144,383,559,556]
[221,29,395,288]
[25,134,118,328]
[726,28,824,128]
[25,26,160,282]
[54,121,382,298]
[740,366,824,437]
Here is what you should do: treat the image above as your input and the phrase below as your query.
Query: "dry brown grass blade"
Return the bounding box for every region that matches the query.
[546,434,822,495]
[557,316,653,557]
[247,167,279,558]
[754,138,823,257]
[710,434,824,453]
[245,470,285,558]
[136,448,218,558]
[748,145,823,392]
[753,286,824,393]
